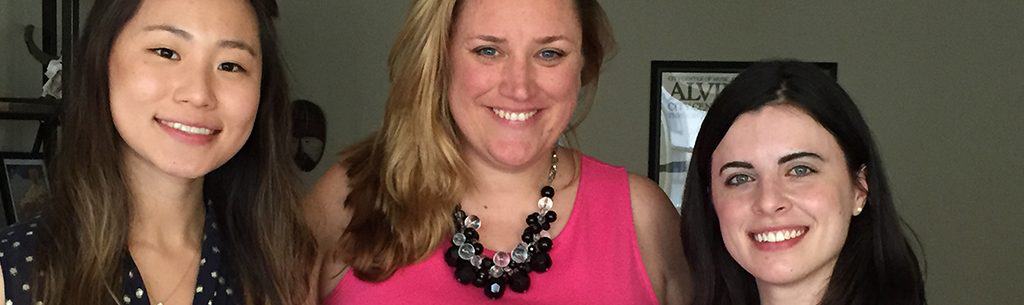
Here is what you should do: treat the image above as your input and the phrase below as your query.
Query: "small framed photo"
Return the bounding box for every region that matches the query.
[648,61,837,211]
[0,152,51,225]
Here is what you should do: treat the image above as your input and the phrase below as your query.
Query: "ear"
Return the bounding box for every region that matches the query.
[852,165,868,216]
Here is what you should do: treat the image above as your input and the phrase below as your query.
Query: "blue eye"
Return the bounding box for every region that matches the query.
[218,62,246,73]
[150,48,180,60]
[726,174,754,186]
[788,165,816,177]
[538,49,563,60]
[475,47,499,57]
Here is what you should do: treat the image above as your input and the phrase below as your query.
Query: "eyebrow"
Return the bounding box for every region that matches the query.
[474,35,506,43]
[144,24,257,56]
[144,24,193,40]
[219,40,257,56]
[778,152,824,164]
[536,35,569,44]
[719,161,753,175]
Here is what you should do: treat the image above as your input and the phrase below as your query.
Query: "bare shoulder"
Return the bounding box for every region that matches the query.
[304,160,356,299]
[305,161,354,247]
[627,173,692,305]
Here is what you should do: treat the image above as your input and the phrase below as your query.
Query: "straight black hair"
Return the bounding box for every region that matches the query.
[681,60,926,305]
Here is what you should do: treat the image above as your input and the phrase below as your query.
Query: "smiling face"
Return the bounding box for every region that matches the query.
[710,104,867,289]
[448,0,584,170]
[108,0,262,180]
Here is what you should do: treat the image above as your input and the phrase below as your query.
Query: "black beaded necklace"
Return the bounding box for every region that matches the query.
[446,150,560,299]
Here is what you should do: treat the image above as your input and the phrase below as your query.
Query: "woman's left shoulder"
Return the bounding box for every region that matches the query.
[626,174,674,215]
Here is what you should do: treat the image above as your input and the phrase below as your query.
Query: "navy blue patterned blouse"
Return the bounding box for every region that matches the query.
[0,204,239,305]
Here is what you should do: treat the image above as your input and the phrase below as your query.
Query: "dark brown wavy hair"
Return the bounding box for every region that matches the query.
[336,0,616,281]
[31,0,316,304]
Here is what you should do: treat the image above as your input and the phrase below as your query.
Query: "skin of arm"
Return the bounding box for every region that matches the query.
[630,174,694,305]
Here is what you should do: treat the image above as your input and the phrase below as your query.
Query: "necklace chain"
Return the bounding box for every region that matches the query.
[447,148,561,299]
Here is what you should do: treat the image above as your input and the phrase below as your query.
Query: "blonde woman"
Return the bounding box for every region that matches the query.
[307,0,692,303]
[0,0,315,304]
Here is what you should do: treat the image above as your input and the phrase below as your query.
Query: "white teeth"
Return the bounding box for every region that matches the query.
[492,108,537,122]
[161,120,214,135]
[754,229,805,243]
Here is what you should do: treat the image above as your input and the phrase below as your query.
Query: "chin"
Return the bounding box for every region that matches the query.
[486,142,542,168]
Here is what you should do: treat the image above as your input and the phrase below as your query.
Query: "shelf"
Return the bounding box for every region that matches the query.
[0,97,60,120]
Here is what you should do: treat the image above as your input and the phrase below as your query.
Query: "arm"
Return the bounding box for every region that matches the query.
[303,161,354,300]
[629,174,693,305]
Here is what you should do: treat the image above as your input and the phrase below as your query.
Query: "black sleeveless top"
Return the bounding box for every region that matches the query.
[0,204,239,305]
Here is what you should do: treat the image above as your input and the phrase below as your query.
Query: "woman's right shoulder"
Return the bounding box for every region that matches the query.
[305,161,354,248]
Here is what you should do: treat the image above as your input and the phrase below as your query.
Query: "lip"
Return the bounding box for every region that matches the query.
[748,225,809,252]
[489,107,541,125]
[154,117,222,145]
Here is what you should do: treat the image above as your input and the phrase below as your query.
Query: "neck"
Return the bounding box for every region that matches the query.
[123,151,205,250]
[756,261,835,305]
[461,147,567,206]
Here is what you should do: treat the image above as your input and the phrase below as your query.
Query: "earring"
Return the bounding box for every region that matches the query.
[853,207,863,216]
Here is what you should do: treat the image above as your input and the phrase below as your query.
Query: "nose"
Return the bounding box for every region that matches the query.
[498,55,534,102]
[753,178,790,215]
[173,62,217,109]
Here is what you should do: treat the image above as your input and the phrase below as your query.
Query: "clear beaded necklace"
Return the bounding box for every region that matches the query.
[446,149,560,299]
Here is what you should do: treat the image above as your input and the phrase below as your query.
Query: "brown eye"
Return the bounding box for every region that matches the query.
[150,48,179,60]
[218,62,245,73]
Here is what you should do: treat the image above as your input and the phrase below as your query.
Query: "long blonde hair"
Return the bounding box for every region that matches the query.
[338,0,616,281]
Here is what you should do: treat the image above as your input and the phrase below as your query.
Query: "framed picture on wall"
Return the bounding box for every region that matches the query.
[648,61,837,211]
[0,152,51,225]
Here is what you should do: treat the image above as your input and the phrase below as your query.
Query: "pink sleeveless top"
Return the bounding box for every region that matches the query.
[324,155,658,304]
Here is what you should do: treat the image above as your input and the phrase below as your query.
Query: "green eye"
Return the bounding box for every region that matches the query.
[726,174,754,186]
[789,165,816,177]
[538,49,563,60]
[475,47,499,57]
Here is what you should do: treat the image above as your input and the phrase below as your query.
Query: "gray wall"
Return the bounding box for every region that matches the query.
[278,1,1023,303]
[2,0,1021,303]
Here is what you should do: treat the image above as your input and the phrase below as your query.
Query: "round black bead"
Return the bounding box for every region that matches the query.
[528,244,539,254]
[456,264,476,284]
[481,257,494,270]
[473,242,484,255]
[521,231,535,243]
[526,212,541,226]
[541,186,555,198]
[464,228,479,241]
[473,270,488,287]
[537,237,553,253]
[544,211,558,223]
[483,278,506,299]
[530,252,552,273]
[444,245,460,267]
[509,271,531,293]
[541,221,551,231]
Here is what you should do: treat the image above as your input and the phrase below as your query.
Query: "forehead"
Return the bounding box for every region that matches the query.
[127,0,259,40]
[712,104,844,166]
[454,0,581,38]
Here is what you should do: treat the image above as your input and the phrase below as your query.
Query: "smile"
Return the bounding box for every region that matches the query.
[158,119,216,136]
[491,108,537,122]
[752,227,806,243]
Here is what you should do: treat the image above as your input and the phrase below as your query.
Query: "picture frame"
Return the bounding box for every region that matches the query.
[648,61,837,211]
[0,152,51,225]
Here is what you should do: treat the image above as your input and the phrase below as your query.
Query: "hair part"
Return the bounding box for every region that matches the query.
[34,0,316,304]
[681,60,926,305]
[337,0,615,281]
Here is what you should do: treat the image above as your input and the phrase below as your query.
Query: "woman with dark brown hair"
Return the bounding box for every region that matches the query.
[307,0,691,303]
[0,0,316,304]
